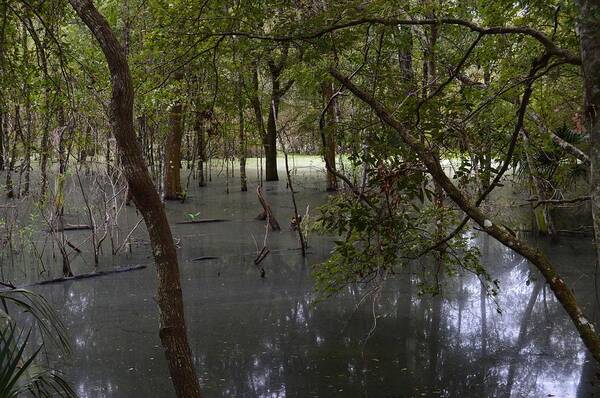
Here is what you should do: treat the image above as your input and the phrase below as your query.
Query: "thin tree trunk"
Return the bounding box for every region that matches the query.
[0,110,4,171]
[262,50,294,182]
[20,21,31,197]
[40,85,51,197]
[68,2,203,396]
[22,94,32,197]
[57,105,69,175]
[250,61,267,182]
[238,69,247,192]
[164,98,184,200]
[106,131,111,175]
[0,3,7,172]
[264,94,279,181]
[5,108,17,198]
[194,107,207,187]
[321,80,338,191]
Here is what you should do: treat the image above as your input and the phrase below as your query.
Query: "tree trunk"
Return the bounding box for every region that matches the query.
[238,71,247,192]
[68,1,203,397]
[194,106,207,187]
[0,110,4,171]
[40,86,51,198]
[505,279,543,398]
[5,129,15,198]
[321,80,338,191]
[264,96,279,181]
[250,61,267,183]
[164,100,184,200]
[22,94,32,197]
[577,0,600,299]
[56,104,73,176]
[0,3,7,172]
[262,51,294,182]
[20,21,31,197]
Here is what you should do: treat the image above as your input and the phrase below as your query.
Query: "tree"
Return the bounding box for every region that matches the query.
[67,1,203,396]
[164,75,185,200]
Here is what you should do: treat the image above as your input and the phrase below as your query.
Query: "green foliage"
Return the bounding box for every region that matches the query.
[186,211,201,221]
[312,175,487,298]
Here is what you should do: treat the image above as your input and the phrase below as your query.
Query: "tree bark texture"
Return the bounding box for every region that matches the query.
[164,101,184,200]
[67,1,203,396]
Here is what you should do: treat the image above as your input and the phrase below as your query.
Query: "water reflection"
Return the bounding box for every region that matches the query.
[22,176,600,397]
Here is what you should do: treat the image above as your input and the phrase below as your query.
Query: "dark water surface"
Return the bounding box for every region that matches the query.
[7,166,600,397]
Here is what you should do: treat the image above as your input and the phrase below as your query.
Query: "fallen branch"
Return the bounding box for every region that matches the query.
[48,224,92,232]
[531,196,591,208]
[254,246,270,266]
[66,240,82,253]
[29,264,148,287]
[175,219,229,224]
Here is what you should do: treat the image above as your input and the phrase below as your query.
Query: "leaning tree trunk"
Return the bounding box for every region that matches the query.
[577,0,600,292]
[331,67,600,364]
[67,1,203,397]
[164,99,184,200]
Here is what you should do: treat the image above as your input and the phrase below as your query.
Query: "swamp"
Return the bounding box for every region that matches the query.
[1,1,600,397]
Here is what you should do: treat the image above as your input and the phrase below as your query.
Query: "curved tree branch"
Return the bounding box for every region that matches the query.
[206,17,580,65]
[67,1,203,397]
[330,66,600,364]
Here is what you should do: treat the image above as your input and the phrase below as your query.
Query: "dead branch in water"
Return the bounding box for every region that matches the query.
[175,219,229,224]
[256,186,281,230]
[19,264,149,288]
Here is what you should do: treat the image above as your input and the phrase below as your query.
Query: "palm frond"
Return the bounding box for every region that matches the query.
[0,289,70,354]
[0,323,76,398]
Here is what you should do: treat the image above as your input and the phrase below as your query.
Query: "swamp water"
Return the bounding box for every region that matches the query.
[2,161,599,397]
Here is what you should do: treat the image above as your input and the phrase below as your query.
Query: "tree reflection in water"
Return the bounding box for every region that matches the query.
[23,179,600,397]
